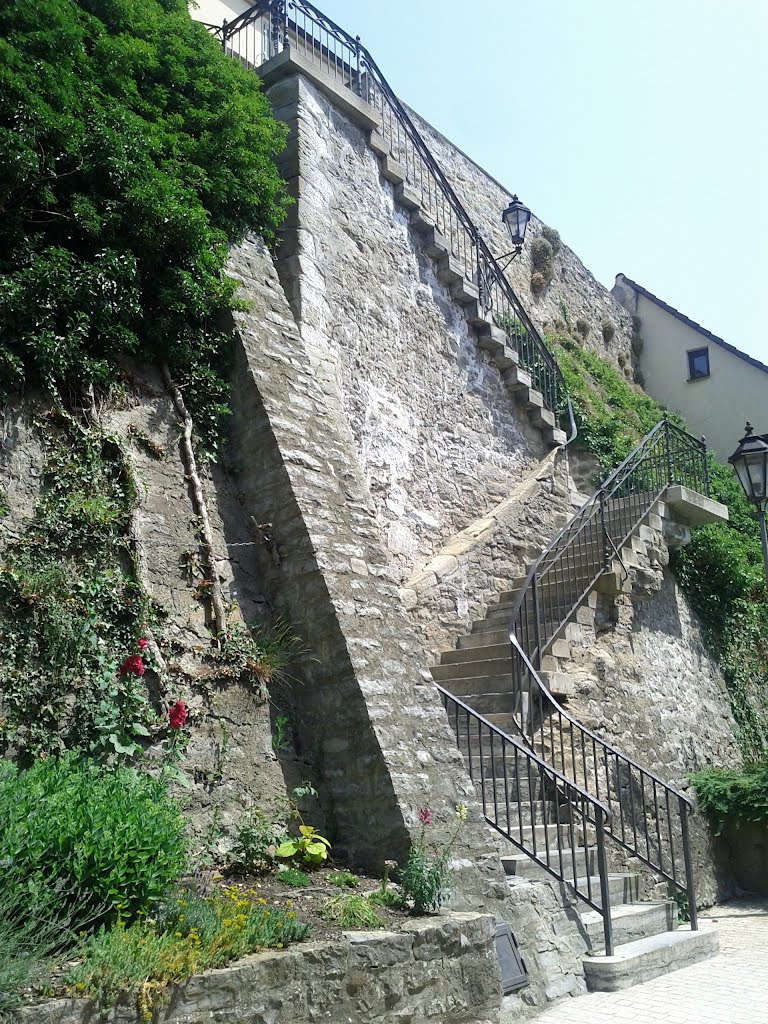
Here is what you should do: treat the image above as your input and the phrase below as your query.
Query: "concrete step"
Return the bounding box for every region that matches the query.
[580,901,678,953]
[582,924,719,992]
[502,846,595,880]
[564,873,642,910]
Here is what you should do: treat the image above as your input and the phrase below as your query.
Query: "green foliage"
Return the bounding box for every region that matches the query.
[63,886,309,1013]
[0,416,159,757]
[550,333,768,757]
[550,333,680,475]
[541,225,562,256]
[400,806,465,914]
[690,761,768,834]
[575,318,590,339]
[211,619,306,693]
[0,754,187,924]
[327,871,359,888]
[531,237,554,270]
[277,868,311,888]
[228,806,288,874]
[275,824,331,867]
[0,0,289,453]
[367,887,406,909]
[0,877,79,1021]
[320,894,384,929]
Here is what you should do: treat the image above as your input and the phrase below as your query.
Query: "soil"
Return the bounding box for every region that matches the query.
[212,861,413,943]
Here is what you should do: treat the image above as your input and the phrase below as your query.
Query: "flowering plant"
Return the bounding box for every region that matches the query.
[400,803,466,914]
[168,701,187,730]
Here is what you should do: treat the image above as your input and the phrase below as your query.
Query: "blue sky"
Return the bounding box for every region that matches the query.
[322,0,768,365]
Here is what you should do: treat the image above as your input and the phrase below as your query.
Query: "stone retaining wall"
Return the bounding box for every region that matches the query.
[15,914,501,1024]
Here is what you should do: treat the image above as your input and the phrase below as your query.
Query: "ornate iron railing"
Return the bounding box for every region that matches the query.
[437,685,616,955]
[201,0,568,421]
[505,416,709,929]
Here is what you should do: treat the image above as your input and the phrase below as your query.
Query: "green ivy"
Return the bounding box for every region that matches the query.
[0,0,290,455]
[550,332,768,758]
[0,414,161,758]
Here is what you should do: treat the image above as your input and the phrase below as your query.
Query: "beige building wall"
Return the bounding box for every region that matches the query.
[613,274,768,464]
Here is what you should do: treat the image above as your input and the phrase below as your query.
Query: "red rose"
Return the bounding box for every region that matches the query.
[137,638,148,652]
[118,655,145,677]
[168,701,187,730]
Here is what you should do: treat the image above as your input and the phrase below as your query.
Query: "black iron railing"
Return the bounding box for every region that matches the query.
[505,416,708,931]
[201,0,568,422]
[437,685,616,955]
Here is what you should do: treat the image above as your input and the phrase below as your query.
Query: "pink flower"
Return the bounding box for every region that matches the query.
[118,655,145,677]
[419,807,432,825]
[168,701,187,730]
[137,638,148,652]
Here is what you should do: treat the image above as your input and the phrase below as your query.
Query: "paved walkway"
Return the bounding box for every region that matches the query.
[534,899,768,1024]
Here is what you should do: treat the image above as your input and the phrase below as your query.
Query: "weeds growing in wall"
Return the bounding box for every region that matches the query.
[550,332,768,759]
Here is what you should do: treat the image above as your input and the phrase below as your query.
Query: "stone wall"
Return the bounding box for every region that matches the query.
[14,913,501,1024]
[566,569,739,904]
[267,73,546,585]
[408,109,636,372]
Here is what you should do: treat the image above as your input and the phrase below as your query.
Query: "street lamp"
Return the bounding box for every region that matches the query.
[496,195,532,271]
[728,422,768,588]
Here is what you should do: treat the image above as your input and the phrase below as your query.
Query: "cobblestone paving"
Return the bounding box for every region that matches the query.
[533,899,768,1023]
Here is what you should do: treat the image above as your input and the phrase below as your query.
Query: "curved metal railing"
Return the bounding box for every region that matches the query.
[202,0,569,425]
[506,416,709,927]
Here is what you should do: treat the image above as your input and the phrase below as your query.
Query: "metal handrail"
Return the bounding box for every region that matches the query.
[504,416,708,931]
[207,0,570,426]
[436,683,615,955]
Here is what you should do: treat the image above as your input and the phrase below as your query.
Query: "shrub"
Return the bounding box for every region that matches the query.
[541,225,562,256]
[617,351,627,367]
[575,318,590,339]
[690,761,768,834]
[601,319,616,344]
[633,369,645,387]
[530,271,546,295]
[320,894,384,929]
[530,237,554,271]
[229,807,288,874]
[0,754,187,924]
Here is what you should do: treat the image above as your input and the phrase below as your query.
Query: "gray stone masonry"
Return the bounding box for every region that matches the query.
[265,70,549,585]
[225,234,591,1018]
[14,913,500,1024]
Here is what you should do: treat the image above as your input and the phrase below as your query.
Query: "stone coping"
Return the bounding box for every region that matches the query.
[257,45,381,130]
[15,912,500,1024]
[664,485,729,525]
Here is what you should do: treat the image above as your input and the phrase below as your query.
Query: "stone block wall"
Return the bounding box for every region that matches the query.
[14,913,502,1024]
[267,73,546,585]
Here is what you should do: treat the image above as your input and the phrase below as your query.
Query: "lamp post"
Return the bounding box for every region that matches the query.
[728,422,768,589]
[495,195,532,271]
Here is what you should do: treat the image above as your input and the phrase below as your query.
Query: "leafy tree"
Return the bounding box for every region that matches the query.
[0,0,288,444]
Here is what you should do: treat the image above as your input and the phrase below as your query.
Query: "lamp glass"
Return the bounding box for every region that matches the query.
[502,197,531,247]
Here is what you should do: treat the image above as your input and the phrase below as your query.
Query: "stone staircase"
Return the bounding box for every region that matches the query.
[432,485,722,990]
[366,130,566,449]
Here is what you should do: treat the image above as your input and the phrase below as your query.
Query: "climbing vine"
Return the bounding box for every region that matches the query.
[0,413,161,758]
[549,331,768,759]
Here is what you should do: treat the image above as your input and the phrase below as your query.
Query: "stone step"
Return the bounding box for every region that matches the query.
[545,426,567,447]
[582,924,719,992]
[469,797,566,825]
[430,657,512,682]
[439,673,518,698]
[470,775,550,802]
[502,846,595,880]
[580,901,678,953]
[457,629,509,649]
[451,277,480,306]
[441,642,510,665]
[538,671,576,698]
[394,181,421,210]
